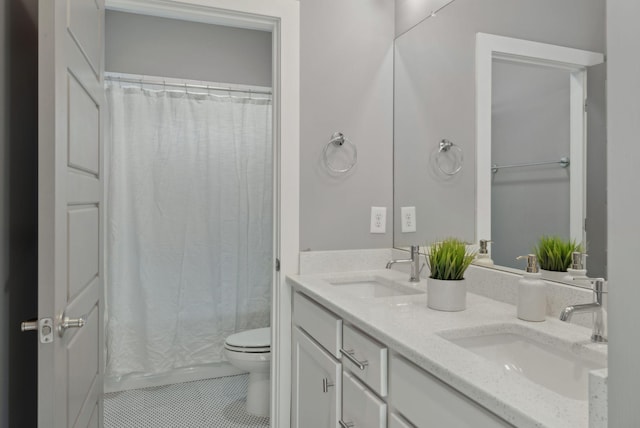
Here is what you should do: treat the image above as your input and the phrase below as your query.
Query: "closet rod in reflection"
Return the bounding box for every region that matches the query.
[491,156,570,174]
[104,75,272,96]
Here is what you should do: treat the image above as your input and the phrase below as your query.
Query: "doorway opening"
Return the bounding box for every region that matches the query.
[102,9,277,427]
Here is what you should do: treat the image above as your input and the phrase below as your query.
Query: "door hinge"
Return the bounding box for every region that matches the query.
[275,258,280,272]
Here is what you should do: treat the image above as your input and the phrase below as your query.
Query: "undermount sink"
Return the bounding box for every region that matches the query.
[328,276,424,298]
[443,326,606,401]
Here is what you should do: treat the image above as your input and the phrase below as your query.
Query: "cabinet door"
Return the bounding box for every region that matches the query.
[342,371,386,428]
[292,327,342,428]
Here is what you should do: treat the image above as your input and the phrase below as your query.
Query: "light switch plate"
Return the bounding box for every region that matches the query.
[370,207,386,234]
[401,206,417,232]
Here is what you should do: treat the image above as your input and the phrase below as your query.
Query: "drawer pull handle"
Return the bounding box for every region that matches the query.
[340,348,368,370]
[322,377,334,393]
[339,421,355,428]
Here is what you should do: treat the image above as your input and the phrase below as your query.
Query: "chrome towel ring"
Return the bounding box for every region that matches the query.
[435,139,463,176]
[323,132,358,173]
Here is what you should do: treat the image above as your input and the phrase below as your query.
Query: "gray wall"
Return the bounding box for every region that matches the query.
[608,1,640,425]
[393,0,605,253]
[395,0,451,37]
[105,11,272,87]
[1,0,38,426]
[108,5,395,252]
[299,0,395,251]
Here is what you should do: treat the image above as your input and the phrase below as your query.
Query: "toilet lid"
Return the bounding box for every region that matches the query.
[225,327,271,349]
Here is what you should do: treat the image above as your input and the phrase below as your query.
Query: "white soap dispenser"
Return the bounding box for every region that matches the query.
[517,254,546,322]
[563,252,588,282]
[474,239,494,266]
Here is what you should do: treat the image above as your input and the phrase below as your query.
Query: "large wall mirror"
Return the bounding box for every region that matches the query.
[393,0,607,281]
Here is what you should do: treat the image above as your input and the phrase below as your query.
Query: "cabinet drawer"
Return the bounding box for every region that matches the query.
[342,324,388,396]
[389,413,414,428]
[389,355,513,427]
[342,371,386,428]
[293,292,342,358]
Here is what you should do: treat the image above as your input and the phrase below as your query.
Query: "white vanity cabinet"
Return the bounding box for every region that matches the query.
[292,292,389,428]
[389,355,513,427]
[292,291,512,428]
[292,326,342,428]
[292,292,344,428]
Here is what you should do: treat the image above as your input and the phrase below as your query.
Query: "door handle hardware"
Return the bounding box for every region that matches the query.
[58,312,87,337]
[20,318,54,343]
[339,421,355,428]
[21,319,38,332]
[322,377,334,393]
[340,348,368,370]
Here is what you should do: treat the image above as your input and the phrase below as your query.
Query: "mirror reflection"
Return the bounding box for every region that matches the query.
[393,0,607,281]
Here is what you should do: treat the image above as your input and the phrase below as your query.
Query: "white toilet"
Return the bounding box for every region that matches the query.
[224,327,271,417]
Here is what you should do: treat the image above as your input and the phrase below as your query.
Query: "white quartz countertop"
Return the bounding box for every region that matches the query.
[287,269,608,428]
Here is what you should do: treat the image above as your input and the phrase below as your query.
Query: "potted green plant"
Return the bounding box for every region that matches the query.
[533,236,583,280]
[426,238,476,311]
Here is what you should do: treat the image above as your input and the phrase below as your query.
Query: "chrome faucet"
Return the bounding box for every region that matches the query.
[386,245,421,282]
[559,278,607,343]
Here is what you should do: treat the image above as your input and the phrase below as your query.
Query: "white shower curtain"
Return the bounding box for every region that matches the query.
[105,84,273,378]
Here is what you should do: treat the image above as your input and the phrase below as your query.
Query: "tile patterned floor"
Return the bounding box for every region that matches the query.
[104,375,270,428]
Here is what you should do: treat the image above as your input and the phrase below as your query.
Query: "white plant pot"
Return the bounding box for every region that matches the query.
[540,269,567,283]
[427,278,466,312]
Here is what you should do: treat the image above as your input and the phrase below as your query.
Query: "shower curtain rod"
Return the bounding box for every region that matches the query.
[104,74,272,96]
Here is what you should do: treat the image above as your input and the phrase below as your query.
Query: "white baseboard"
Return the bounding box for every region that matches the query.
[104,362,246,393]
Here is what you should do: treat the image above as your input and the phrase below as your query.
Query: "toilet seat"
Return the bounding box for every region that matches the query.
[224,327,271,354]
[224,344,270,354]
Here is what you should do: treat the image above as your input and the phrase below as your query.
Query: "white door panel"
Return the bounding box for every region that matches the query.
[67,0,103,74]
[38,0,105,427]
[67,207,100,300]
[67,307,100,426]
[68,76,100,174]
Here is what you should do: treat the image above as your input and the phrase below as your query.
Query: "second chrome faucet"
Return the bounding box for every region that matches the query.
[559,278,607,343]
[386,245,422,282]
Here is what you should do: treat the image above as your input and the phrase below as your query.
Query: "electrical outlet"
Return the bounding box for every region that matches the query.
[401,206,416,232]
[370,207,386,234]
